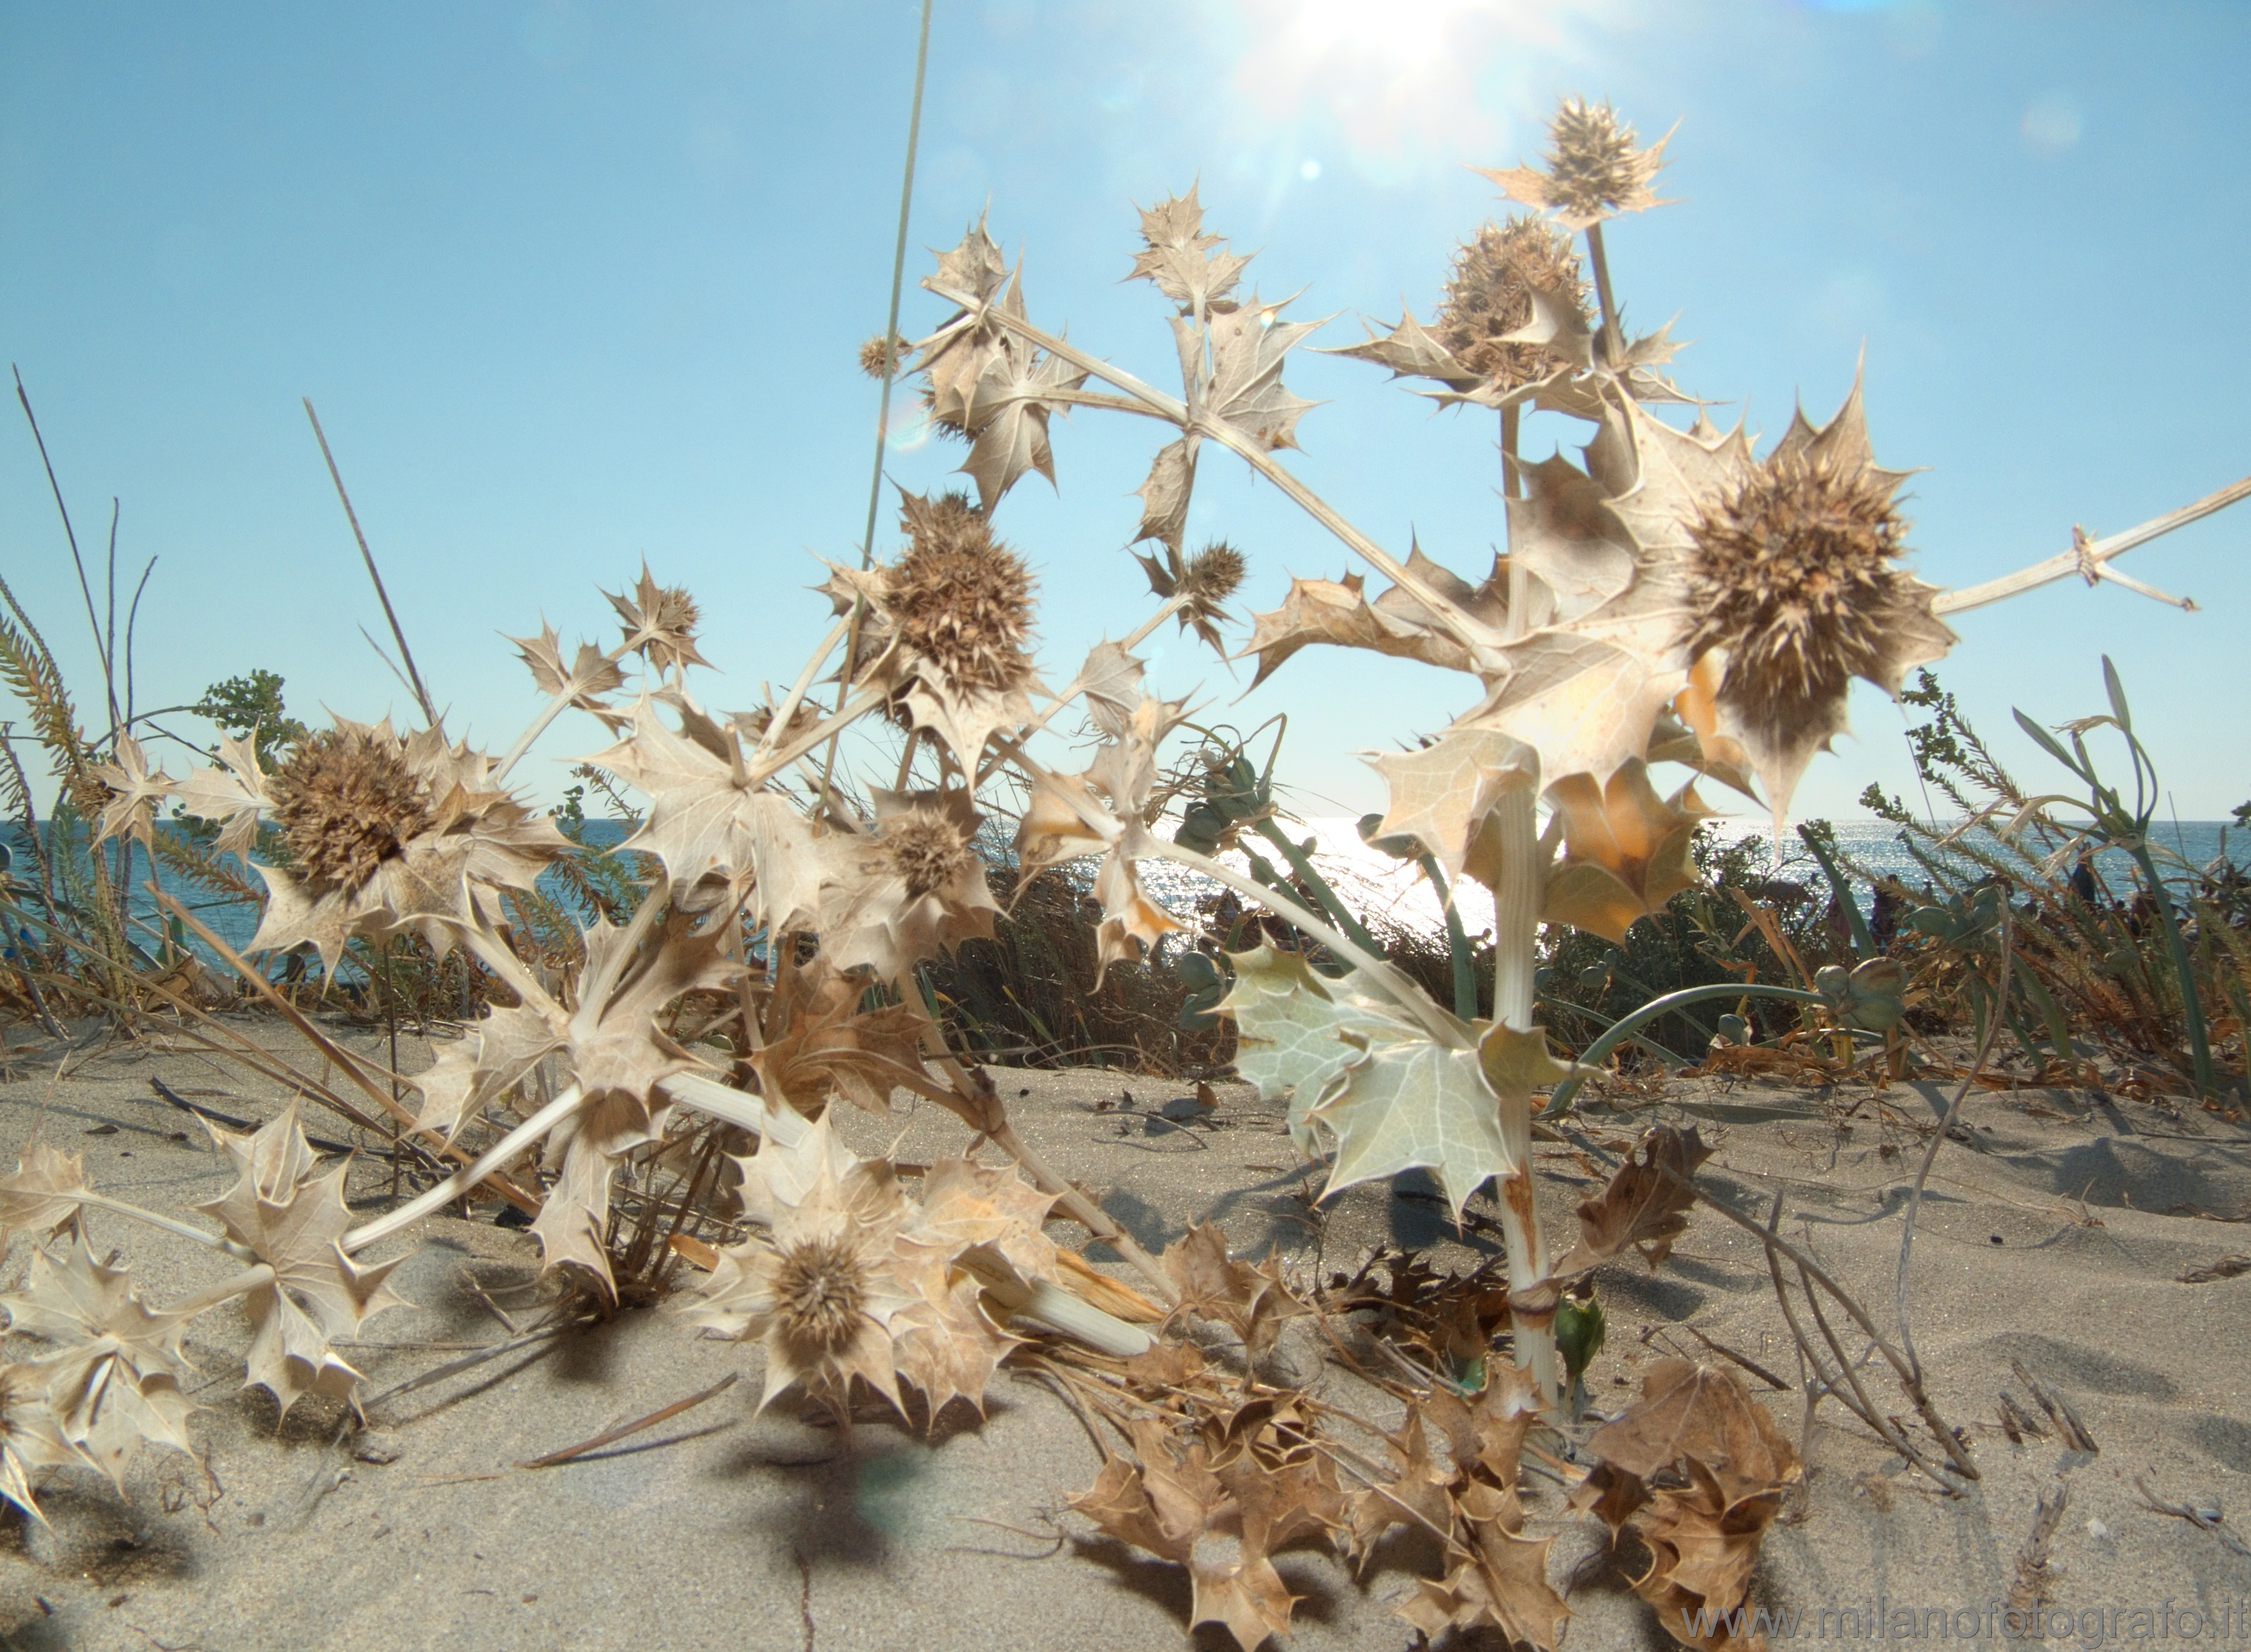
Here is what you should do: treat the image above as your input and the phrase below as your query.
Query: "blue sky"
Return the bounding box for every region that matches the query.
[4,0,2247,828]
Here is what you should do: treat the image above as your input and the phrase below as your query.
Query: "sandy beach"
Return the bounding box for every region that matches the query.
[1,1016,2249,1652]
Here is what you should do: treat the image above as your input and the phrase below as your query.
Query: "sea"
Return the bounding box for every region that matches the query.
[3,814,2239,971]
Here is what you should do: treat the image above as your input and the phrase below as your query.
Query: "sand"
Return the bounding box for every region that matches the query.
[2,1012,2249,1652]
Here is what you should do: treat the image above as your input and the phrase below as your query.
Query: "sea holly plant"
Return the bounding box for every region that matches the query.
[28,92,2230,1552]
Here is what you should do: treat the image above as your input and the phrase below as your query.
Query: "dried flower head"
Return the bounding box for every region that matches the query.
[858,332,907,380]
[772,1232,868,1355]
[879,805,977,900]
[1480,97,1672,232]
[820,788,999,986]
[1178,540,1247,609]
[1684,451,1912,718]
[1436,217,1589,390]
[1678,384,1955,816]
[269,727,434,895]
[889,491,1036,694]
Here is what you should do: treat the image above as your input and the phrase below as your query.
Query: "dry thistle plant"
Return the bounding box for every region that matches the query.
[0,87,2229,1646]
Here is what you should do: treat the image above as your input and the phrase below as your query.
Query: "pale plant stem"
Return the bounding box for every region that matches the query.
[344,1085,584,1254]
[921,281,1500,659]
[1486,778,1558,1402]
[751,685,891,788]
[974,595,1186,789]
[77,1191,238,1255]
[1583,222,1624,365]
[164,1263,275,1321]
[751,614,852,766]
[490,642,630,788]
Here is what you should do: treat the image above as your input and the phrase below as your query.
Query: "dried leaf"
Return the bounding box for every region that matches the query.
[1201,293,1323,453]
[1160,1221,1304,1360]
[1551,1126,1714,1278]
[1242,568,1476,688]
[1629,1456,1794,1652]
[0,1143,89,1249]
[512,623,625,711]
[818,788,1001,989]
[1128,184,1251,317]
[195,1108,411,1413]
[0,1232,195,1489]
[1370,729,1536,885]
[1131,436,1200,553]
[1587,1358,1797,1496]
[1397,1475,1572,1651]
[1069,1415,1343,1652]
[1541,760,1707,944]
[1344,1408,1456,1560]
[408,1002,563,1145]
[958,278,1088,508]
[750,954,935,1118]
[1326,306,1480,388]
[88,735,173,848]
[171,732,268,860]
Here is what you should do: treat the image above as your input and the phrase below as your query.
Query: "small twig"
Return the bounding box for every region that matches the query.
[517,1372,740,1468]
[1677,1325,1792,1393]
[2009,1358,2097,1454]
[794,1546,816,1652]
[2134,1474,2251,1560]
[2008,1478,2071,1613]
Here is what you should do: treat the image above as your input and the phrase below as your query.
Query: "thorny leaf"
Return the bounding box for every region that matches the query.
[0,1232,194,1490]
[1397,1479,1572,1652]
[1128,184,1251,317]
[1541,759,1707,944]
[589,694,821,932]
[0,1143,89,1249]
[1302,1010,1516,1219]
[915,217,1016,438]
[1345,1407,1457,1561]
[195,1108,411,1414]
[532,914,742,1292]
[1466,400,1749,792]
[1131,436,1199,554]
[890,1156,1058,1417]
[1198,293,1324,453]
[1586,1358,1797,1495]
[959,278,1089,509]
[1069,1415,1343,1652]
[1327,306,1481,389]
[0,1361,79,1523]
[605,565,711,675]
[1369,729,1535,886]
[89,735,172,848]
[1628,1456,1796,1652]
[1476,1023,1592,1110]
[171,731,268,860]
[1241,567,1482,689]
[1218,943,1403,1155]
[1423,1362,1543,1493]
[1159,1221,1305,1362]
[512,623,625,714]
[750,952,935,1119]
[407,1001,564,1146]
[1550,1125,1714,1278]
[1075,640,1148,731]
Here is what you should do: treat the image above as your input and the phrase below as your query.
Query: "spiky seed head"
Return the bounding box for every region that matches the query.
[1436,217,1589,388]
[880,805,976,900]
[1178,540,1247,609]
[1684,451,1914,729]
[645,584,699,640]
[889,492,1035,693]
[858,333,907,379]
[270,728,435,894]
[772,1233,867,1355]
[1543,97,1663,222]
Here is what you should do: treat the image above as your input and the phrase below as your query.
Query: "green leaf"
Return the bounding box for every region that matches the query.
[2012,709,2091,783]
[1219,945,1393,1153]
[2101,655,2133,733]
[1308,1033,1512,1216]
